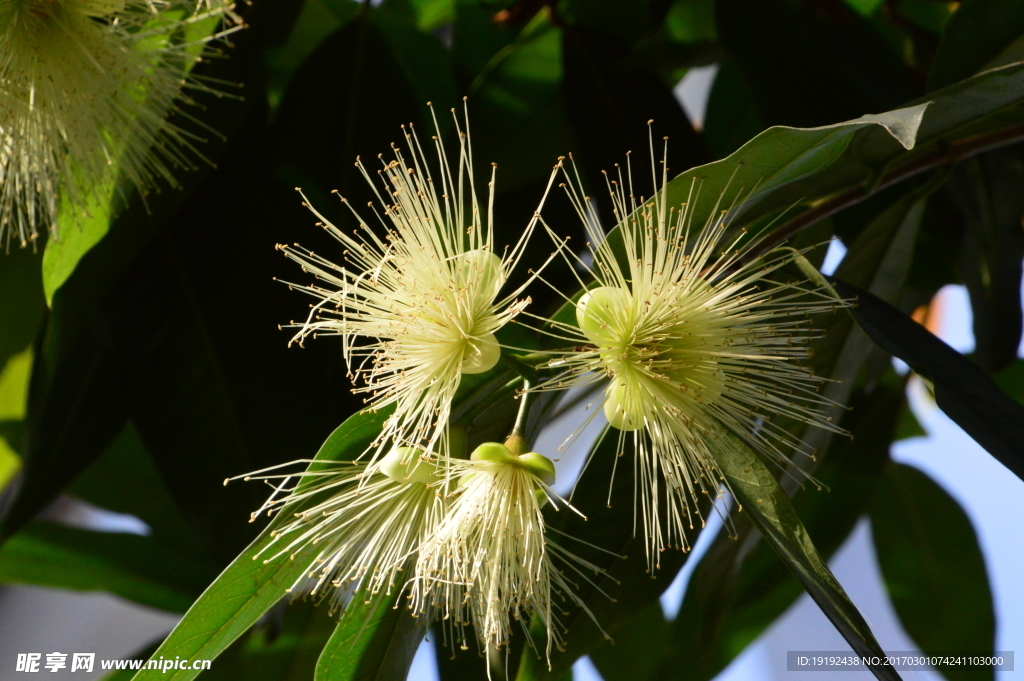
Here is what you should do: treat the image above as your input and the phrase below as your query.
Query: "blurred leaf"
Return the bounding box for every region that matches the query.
[561,22,708,188]
[712,428,898,681]
[589,603,669,681]
[0,245,45,372]
[67,423,201,553]
[893,401,927,440]
[992,359,1024,404]
[929,0,1024,91]
[664,0,717,43]
[265,0,361,109]
[833,278,1024,481]
[314,590,427,681]
[375,0,458,120]
[946,147,1024,371]
[130,409,388,681]
[0,521,213,612]
[702,59,762,159]
[715,0,915,130]
[870,463,995,681]
[465,9,573,194]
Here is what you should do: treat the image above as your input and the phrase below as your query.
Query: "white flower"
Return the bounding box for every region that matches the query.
[236,446,446,609]
[539,139,848,566]
[279,106,552,463]
[412,442,605,664]
[0,0,239,247]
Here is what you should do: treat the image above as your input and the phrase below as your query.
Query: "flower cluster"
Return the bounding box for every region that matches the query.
[258,113,848,669]
[0,0,239,247]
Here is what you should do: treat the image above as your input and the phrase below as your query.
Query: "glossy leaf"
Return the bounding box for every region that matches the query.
[129,409,388,681]
[660,62,1024,251]
[660,378,906,680]
[833,278,1024,481]
[314,589,427,681]
[712,429,898,681]
[870,463,995,681]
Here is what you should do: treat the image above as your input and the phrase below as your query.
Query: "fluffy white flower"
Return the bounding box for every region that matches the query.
[412,442,604,664]
[279,106,552,463]
[237,447,446,609]
[0,0,239,247]
[538,138,848,566]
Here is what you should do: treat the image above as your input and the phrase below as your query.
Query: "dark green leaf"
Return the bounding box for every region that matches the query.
[661,62,1024,255]
[0,246,45,372]
[660,379,906,680]
[712,429,899,681]
[589,603,669,681]
[202,601,338,681]
[929,0,1024,91]
[716,0,915,130]
[870,463,995,681]
[314,589,428,681]
[129,409,387,681]
[833,278,1024,481]
[945,148,1024,371]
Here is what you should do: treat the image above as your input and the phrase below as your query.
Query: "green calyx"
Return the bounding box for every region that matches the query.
[469,442,557,486]
[379,446,438,485]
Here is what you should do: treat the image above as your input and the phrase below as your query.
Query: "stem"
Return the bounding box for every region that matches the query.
[499,352,539,383]
[505,379,534,455]
[748,121,1024,260]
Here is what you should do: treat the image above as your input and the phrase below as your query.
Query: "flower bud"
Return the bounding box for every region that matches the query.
[379,447,437,484]
[576,287,629,346]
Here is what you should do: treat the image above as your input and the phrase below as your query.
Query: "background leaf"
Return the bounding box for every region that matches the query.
[870,463,995,681]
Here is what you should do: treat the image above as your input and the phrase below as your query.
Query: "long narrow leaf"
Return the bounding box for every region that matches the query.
[130,409,388,681]
[713,429,900,681]
[832,278,1024,480]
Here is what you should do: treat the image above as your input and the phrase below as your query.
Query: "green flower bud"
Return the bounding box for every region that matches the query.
[576,286,629,346]
[379,447,437,484]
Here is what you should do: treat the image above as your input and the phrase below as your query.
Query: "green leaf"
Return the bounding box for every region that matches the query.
[712,429,899,681]
[659,379,906,680]
[589,603,669,681]
[833,278,1024,481]
[200,601,339,681]
[660,61,1024,254]
[929,0,1024,91]
[129,409,388,681]
[870,463,995,681]
[992,359,1024,405]
[314,589,428,681]
[0,521,213,613]
[42,182,119,307]
[945,147,1024,371]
